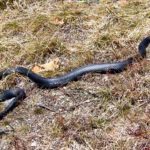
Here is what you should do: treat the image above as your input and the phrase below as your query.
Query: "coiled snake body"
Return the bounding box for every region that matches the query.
[0,36,150,120]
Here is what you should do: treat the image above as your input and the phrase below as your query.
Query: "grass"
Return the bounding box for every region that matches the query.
[29,14,57,33]
[0,0,14,9]
[22,37,68,64]
[2,21,22,34]
[0,0,150,150]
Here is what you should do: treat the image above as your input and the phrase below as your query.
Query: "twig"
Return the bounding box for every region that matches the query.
[67,99,100,111]
[84,139,94,150]
[36,104,55,112]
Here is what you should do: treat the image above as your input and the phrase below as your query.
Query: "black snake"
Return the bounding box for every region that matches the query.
[0,36,150,120]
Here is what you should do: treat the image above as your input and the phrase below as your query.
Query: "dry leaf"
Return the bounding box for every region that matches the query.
[32,58,60,73]
[51,18,64,25]
[117,0,128,7]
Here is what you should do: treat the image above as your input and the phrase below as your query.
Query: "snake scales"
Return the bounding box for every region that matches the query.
[0,36,150,120]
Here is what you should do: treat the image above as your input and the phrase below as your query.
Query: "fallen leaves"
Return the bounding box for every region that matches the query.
[51,17,64,25]
[32,58,60,73]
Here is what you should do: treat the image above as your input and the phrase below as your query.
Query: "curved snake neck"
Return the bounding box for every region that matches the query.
[0,36,150,119]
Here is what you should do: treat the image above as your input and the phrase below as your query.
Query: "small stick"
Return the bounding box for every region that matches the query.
[36,104,55,112]
[84,139,94,150]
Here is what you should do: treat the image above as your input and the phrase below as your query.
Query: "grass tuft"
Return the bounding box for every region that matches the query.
[29,14,57,33]
[33,108,44,115]
[2,21,23,35]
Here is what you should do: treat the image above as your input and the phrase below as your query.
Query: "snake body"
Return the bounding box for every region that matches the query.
[0,36,150,120]
[0,88,26,119]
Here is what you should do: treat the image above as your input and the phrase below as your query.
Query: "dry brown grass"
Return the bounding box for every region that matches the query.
[0,0,150,150]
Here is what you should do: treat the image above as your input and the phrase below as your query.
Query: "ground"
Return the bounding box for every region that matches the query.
[0,0,150,150]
